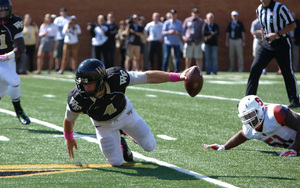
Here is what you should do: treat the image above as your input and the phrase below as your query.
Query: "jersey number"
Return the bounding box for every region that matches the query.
[104,103,117,116]
[0,34,7,49]
[264,135,292,148]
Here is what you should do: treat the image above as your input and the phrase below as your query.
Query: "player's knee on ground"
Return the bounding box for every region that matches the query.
[140,133,156,152]
[100,137,123,167]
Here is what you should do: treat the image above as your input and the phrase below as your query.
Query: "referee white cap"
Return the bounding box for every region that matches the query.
[231,11,239,16]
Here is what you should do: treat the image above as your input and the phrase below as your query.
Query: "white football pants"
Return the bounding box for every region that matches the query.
[92,97,156,166]
[0,59,21,101]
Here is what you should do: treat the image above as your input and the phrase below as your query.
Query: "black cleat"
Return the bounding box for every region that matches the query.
[121,137,133,162]
[288,102,300,108]
[16,109,31,125]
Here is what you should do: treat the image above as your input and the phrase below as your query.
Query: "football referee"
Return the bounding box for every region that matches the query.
[245,0,300,108]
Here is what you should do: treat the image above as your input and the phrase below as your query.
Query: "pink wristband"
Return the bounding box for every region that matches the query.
[169,73,181,82]
[64,130,74,141]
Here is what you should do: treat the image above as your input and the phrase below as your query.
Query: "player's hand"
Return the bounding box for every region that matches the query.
[65,139,78,158]
[278,149,297,157]
[180,66,195,80]
[0,54,9,61]
[204,144,225,151]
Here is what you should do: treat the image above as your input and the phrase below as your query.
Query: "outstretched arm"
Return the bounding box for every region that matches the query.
[204,130,248,150]
[285,110,300,153]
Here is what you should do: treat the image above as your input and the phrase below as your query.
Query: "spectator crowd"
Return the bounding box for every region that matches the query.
[16,7,300,75]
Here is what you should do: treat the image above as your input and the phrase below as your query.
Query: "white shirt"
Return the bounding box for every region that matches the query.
[53,16,70,40]
[39,23,58,40]
[144,21,163,41]
[62,24,81,44]
[242,104,297,149]
[92,25,108,46]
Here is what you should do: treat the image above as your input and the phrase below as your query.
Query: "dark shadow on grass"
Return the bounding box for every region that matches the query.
[86,161,198,181]
[233,149,299,157]
[1,127,94,136]
[209,175,296,181]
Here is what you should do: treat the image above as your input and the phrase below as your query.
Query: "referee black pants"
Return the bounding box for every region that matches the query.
[246,38,299,104]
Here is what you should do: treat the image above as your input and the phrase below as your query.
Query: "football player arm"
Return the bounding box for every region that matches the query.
[0,36,25,61]
[204,130,248,151]
[13,36,26,58]
[63,105,80,158]
[223,130,248,150]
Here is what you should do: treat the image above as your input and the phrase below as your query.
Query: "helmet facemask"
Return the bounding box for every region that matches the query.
[238,108,263,129]
[75,75,105,98]
[238,95,265,130]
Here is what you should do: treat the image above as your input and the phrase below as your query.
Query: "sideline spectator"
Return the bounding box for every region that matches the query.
[144,12,163,70]
[182,8,204,70]
[53,7,69,71]
[124,14,144,71]
[162,9,183,73]
[225,10,246,72]
[203,12,219,75]
[139,16,146,71]
[19,14,38,74]
[58,15,81,74]
[115,20,127,68]
[36,13,58,74]
[106,12,118,68]
[87,15,109,67]
[250,18,265,74]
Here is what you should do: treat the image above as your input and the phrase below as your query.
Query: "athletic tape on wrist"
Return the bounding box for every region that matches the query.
[169,73,181,82]
[64,130,74,141]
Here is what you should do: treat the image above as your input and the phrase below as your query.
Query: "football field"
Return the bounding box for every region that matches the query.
[0,72,299,187]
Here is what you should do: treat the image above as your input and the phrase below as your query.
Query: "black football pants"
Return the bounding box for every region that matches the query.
[245,38,299,104]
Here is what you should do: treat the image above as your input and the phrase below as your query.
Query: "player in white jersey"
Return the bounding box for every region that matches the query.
[204,95,300,157]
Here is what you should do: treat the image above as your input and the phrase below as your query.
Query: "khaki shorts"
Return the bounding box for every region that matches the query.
[183,42,203,59]
[126,44,140,60]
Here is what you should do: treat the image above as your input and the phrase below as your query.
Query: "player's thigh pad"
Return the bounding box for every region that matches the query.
[0,61,20,87]
[123,117,156,152]
[96,130,123,166]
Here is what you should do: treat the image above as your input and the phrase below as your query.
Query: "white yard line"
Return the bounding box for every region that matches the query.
[0,108,238,188]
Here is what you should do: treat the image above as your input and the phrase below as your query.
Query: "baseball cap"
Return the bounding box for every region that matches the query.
[231,11,239,16]
[60,7,67,12]
[70,15,77,20]
[192,8,199,13]
[170,9,177,14]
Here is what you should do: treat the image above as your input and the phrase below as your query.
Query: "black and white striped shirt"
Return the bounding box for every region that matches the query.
[256,0,294,38]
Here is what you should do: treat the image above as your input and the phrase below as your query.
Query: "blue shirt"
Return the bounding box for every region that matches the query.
[162,19,183,45]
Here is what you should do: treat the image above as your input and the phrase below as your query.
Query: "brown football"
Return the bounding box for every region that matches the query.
[184,66,203,97]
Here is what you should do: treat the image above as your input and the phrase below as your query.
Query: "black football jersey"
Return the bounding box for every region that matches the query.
[67,67,131,121]
[0,14,23,54]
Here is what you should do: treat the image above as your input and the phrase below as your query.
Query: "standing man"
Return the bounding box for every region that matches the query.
[54,8,69,73]
[250,18,265,74]
[106,12,118,68]
[124,14,144,71]
[246,0,300,108]
[182,8,204,70]
[290,12,300,72]
[63,58,190,166]
[144,12,164,70]
[225,11,246,72]
[0,0,30,124]
[162,9,183,73]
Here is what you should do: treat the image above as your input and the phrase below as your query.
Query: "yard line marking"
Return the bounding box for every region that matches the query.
[0,108,239,188]
[0,135,10,141]
[157,135,177,140]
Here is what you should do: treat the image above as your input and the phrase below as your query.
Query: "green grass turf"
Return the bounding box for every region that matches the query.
[0,72,299,187]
